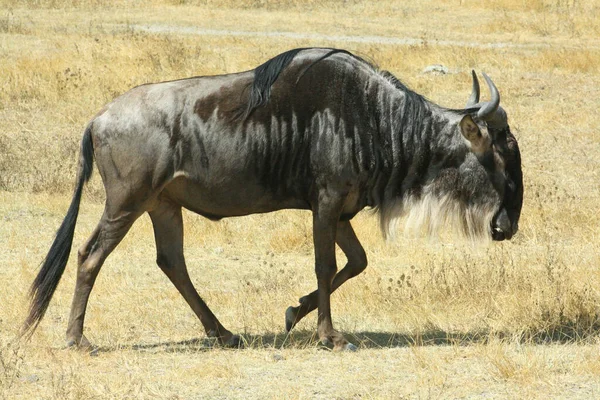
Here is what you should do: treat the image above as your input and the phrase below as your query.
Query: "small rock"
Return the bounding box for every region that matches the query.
[22,374,39,383]
[422,64,449,75]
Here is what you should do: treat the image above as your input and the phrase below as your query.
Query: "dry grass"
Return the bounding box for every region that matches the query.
[1,0,600,398]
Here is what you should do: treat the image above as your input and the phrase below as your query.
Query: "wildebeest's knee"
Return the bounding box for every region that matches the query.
[354,248,368,270]
[77,246,90,266]
[156,253,173,271]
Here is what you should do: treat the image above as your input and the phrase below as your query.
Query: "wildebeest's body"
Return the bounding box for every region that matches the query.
[25,48,523,351]
[101,52,387,218]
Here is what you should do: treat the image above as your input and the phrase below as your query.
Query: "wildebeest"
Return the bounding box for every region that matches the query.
[24,47,523,351]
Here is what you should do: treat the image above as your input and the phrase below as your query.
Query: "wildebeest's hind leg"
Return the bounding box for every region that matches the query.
[285,220,367,335]
[149,202,240,348]
[65,209,139,349]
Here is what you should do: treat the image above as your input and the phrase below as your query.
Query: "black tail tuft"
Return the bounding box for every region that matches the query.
[22,124,94,337]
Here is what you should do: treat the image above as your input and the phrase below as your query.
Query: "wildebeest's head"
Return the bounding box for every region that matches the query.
[457,71,523,241]
[393,71,523,243]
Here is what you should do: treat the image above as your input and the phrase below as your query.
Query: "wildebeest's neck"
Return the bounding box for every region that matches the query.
[369,77,458,198]
[370,74,467,236]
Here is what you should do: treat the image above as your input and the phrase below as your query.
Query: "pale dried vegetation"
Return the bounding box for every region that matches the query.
[1,0,599,398]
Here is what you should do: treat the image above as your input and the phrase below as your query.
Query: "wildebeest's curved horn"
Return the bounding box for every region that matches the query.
[477,73,500,120]
[466,70,480,107]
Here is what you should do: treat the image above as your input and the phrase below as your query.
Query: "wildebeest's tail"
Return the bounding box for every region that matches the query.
[22,124,95,337]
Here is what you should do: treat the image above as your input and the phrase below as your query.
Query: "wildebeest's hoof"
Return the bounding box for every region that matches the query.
[319,337,357,352]
[285,306,298,332]
[224,334,243,349]
[65,335,98,355]
[208,330,243,348]
[318,338,333,350]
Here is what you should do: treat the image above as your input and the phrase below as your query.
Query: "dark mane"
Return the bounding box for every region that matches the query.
[379,69,430,108]
[244,47,369,117]
[380,69,471,117]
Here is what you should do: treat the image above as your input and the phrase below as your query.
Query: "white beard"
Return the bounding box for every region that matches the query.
[379,186,499,243]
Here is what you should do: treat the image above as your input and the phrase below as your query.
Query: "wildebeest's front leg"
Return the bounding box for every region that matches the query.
[311,196,357,351]
[285,220,367,333]
[149,202,240,348]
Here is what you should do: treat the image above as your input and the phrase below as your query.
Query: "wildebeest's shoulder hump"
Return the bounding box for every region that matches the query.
[244,47,374,117]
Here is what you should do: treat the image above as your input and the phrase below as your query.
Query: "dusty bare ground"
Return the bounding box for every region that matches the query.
[1,1,600,399]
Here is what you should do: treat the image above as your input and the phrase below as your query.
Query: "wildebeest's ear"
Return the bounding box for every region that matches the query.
[460,115,489,153]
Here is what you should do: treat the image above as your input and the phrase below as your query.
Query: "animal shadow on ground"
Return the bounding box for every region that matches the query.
[94,322,600,354]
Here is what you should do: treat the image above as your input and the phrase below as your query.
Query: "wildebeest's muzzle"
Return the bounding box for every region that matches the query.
[491,208,516,241]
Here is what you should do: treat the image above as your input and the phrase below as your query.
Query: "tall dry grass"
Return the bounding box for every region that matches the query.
[1,0,600,398]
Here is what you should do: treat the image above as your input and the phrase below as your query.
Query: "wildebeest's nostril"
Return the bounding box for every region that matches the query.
[492,227,506,241]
